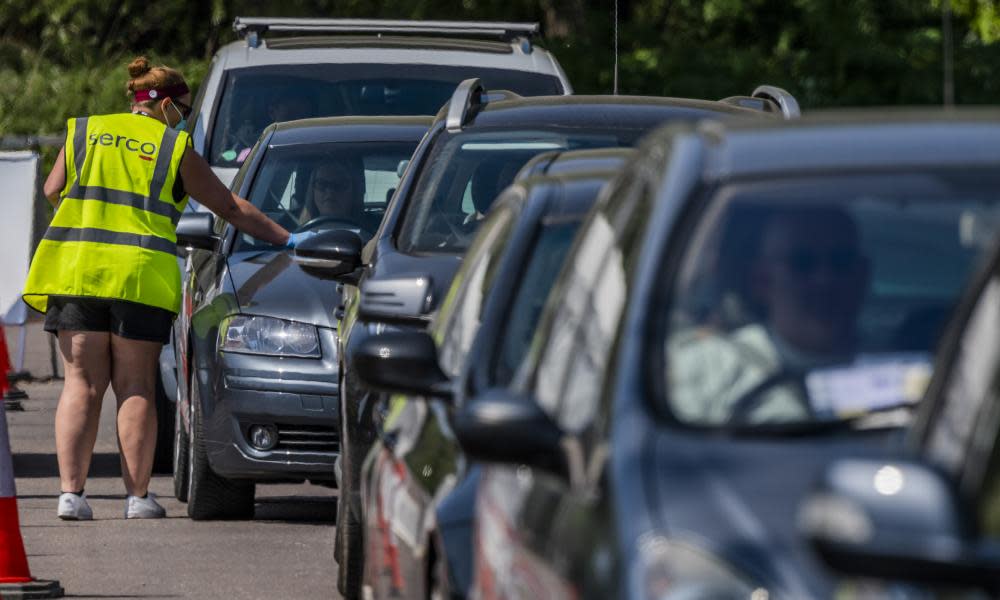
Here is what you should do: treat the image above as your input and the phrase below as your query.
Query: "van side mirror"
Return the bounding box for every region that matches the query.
[175,213,217,252]
[454,388,566,477]
[293,229,364,281]
[352,330,451,399]
[800,458,1000,592]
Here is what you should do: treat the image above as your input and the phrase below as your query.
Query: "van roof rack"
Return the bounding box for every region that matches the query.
[234,17,541,48]
[445,79,521,132]
[720,85,801,120]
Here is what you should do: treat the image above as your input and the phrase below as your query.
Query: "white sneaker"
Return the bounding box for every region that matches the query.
[125,493,166,519]
[57,492,93,521]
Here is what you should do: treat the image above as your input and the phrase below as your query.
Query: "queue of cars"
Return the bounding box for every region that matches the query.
[163,15,1000,600]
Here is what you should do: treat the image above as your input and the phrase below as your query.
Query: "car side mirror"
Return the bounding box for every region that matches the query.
[293,229,364,281]
[359,275,432,322]
[800,458,1000,591]
[353,330,451,399]
[454,387,566,477]
[175,213,217,252]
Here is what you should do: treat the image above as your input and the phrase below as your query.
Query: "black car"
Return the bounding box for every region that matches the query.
[454,112,1000,599]
[351,148,631,600]
[801,228,1000,598]
[170,116,430,519]
[320,79,798,597]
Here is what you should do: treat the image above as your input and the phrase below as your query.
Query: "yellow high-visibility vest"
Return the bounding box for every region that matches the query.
[22,113,190,314]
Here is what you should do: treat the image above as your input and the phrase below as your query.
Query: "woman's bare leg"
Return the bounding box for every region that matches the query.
[109,334,162,497]
[55,331,111,493]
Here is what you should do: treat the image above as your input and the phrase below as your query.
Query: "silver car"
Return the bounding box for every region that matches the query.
[188,17,573,187]
[155,18,573,470]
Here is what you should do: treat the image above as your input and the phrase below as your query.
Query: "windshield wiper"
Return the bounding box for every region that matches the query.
[718,403,915,438]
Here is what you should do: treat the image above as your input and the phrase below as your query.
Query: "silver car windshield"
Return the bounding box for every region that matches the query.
[208,64,563,167]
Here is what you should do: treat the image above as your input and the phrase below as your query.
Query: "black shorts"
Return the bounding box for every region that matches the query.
[43,296,175,344]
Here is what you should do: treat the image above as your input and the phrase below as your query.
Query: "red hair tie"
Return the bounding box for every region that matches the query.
[133,83,190,102]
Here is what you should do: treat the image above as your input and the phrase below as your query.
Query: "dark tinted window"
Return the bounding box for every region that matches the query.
[238,141,418,250]
[925,279,1000,477]
[434,203,517,378]
[494,220,582,385]
[207,64,563,167]
[663,170,1000,429]
[397,129,628,254]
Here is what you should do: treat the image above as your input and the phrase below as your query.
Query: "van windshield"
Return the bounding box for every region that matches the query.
[207,64,564,167]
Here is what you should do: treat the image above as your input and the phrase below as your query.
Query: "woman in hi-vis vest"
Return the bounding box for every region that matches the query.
[22,57,313,520]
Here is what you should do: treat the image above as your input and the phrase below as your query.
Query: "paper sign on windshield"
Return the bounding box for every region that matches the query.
[805,354,932,417]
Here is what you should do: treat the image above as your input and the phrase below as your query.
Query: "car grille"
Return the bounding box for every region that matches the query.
[273,424,339,455]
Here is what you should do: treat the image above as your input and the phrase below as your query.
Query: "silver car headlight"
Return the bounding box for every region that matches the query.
[632,534,769,600]
[219,315,321,358]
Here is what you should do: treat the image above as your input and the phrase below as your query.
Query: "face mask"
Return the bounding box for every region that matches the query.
[168,102,187,131]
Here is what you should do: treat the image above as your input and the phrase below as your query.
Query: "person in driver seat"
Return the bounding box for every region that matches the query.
[463,159,522,226]
[668,205,870,425]
[299,160,378,233]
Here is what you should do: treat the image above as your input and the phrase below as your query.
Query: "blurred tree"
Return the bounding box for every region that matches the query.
[2,0,1000,137]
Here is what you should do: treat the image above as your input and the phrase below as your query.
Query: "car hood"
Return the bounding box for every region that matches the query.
[227,250,341,329]
[648,429,903,599]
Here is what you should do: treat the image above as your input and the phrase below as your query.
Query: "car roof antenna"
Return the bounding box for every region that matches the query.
[613,0,620,95]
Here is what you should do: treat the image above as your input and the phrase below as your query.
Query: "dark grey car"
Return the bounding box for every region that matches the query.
[171,116,430,520]
[456,112,1000,599]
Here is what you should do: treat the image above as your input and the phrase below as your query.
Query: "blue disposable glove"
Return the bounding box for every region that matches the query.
[285,230,318,249]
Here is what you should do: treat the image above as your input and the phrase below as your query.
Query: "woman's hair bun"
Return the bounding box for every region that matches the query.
[127,56,151,79]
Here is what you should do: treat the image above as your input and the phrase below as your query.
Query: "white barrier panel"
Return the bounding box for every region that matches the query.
[0,152,38,326]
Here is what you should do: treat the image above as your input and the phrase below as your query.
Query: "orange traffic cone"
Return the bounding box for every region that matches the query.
[0,395,62,597]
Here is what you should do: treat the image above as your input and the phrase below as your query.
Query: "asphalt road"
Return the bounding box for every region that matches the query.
[7,380,341,599]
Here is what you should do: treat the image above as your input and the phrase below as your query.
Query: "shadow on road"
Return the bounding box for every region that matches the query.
[13,452,337,524]
[13,452,120,478]
[63,595,182,598]
[254,495,337,524]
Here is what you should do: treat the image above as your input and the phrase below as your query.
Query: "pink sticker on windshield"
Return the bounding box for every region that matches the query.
[237,147,252,163]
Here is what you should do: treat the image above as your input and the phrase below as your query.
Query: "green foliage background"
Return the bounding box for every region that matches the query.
[2,0,1000,137]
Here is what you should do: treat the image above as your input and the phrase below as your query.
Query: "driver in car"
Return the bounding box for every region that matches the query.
[298,160,379,234]
[668,205,870,425]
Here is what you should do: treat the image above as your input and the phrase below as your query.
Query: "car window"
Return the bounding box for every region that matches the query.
[661,170,1000,429]
[493,219,583,386]
[917,268,1000,538]
[207,64,564,167]
[397,130,627,255]
[236,140,418,251]
[925,278,1000,477]
[433,202,517,378]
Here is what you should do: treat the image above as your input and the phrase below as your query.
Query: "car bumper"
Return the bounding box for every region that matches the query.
[201,327,340,482]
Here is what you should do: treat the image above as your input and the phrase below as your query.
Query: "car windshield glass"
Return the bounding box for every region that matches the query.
[208,64,563,167]
[237,141,418,251]
[494,220,582,385]
[663,169,1000,429]
[397,129,630,254]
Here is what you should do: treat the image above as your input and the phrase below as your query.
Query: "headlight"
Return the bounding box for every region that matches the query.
[631,534,769,600]
[219,315,321,358]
